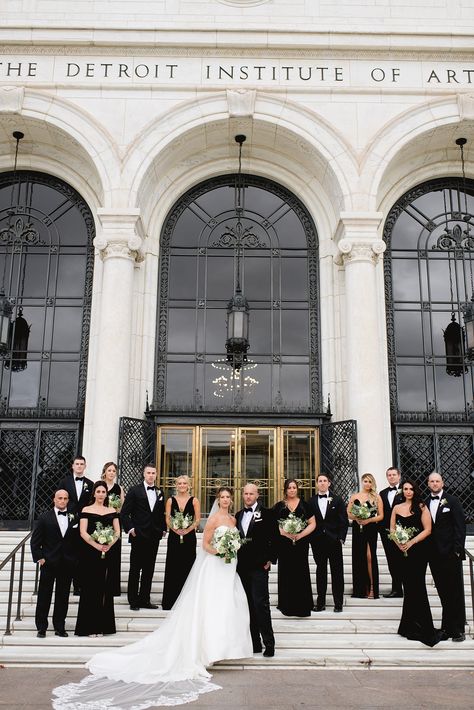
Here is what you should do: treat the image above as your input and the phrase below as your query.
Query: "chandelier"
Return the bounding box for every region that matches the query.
[211,358,258,400]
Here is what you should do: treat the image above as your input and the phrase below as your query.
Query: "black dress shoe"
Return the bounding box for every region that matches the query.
[452,633,466,642]
[130,605,140,611]
[37,631,46,638]
[334,606,343,613]
[438,630,450,641]
[55,630,68,637]
[312,606,325,612]
[141,603,159,610]
[383,591,403,598]
[263,647,275,657]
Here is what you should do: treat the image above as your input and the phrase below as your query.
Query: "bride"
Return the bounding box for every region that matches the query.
[53,487,252,709]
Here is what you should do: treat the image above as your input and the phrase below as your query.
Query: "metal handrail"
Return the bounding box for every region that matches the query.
[0,531,33,636]
[466,549,474,639]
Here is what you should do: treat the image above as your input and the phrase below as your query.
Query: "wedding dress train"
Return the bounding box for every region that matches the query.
[53,527,252,709]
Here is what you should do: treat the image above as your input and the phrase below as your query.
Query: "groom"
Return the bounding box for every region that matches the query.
[236,483,278,657]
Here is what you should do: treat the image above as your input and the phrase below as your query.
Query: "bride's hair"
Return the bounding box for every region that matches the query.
[216,486,233,509]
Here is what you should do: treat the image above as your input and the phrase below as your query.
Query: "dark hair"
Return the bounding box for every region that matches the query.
[217,486,233,498]
[386,466,401,476]
[143,463,156,472]
[317,472,332,483]
[89,480,109,506]
[73,455,86,464]
[400,478,423,513]
[283,478,300,497]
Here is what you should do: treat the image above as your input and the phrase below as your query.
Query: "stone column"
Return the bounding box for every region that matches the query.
[336,212,392,489]
[84,209,144,478]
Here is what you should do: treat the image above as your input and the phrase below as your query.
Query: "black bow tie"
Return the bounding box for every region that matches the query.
[57,511,67,516]
[147,486,155,491]
[244,507,254,513]
[318,494,328,498]
[389,487,398,491]
[75,477,83,482]
[430,495,440,500]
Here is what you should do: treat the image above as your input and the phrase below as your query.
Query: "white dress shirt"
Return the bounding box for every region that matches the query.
[241,503,256,536]
[429,489,443,521]
[145,481,157,511]
[55,507,68,537]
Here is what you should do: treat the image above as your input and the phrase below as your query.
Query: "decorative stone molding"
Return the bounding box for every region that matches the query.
[457,94,474,121]
[226,89,256,118]
[94,209,145,262]
[334,211,385,265]
[337,238,386,265]
[0,86,25,113]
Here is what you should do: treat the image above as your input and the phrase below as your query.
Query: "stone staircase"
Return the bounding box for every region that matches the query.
[1,530,473,669]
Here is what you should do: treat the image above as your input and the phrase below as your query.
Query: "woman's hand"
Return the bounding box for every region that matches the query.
[101,544,110,553]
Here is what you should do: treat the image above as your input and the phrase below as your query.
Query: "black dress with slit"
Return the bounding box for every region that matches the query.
[350,499,379,599]
[162,496,197,610]
[107,482,123,596]
[396,510,440,647]
[75,511,118,636]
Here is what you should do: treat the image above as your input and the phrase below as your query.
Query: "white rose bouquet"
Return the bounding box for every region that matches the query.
[91,522,115,558]
[278,512,307,545]
[108,493,122,511]
[169,512,194,544]
[350,501,378,531]
[388,523,419,556]
[212,527,245,563]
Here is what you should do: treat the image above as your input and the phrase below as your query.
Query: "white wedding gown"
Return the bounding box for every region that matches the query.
[52,526,252,709]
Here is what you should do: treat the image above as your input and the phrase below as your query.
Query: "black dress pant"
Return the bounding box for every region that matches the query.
[380,532,403,594]
[311,536,344,608]
[35,560,73,632]
[429,554,466,636]
[127,535,159,606]
[238,566,274,651]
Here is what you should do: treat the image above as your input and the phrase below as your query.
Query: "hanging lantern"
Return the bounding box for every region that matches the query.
[443,314,467,376]
[5,306,30,371]
[463,294,474,360]
[0,289,13,355]
[225,287,250,370]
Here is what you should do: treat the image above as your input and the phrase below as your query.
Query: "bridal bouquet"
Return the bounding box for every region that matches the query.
[169,512,194,543]
[108,493,122,511]
[212,527,245,563]
[278,513,307,545]
[91,522,115,558]
[387,523,419,556]
[350,501,378,531]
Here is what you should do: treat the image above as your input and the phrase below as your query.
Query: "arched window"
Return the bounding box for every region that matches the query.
[153,174,321,414]
[0,171,94,416]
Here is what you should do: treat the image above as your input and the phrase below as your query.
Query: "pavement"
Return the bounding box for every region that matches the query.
[1,667,474,709]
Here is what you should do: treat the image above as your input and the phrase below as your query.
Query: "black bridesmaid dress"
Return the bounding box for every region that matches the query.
[162,496,197,610]
[107,482,123,596]
[272,499,314,617]
[396,510,441,647]
[75,511,118,636]
[350,499,380,599]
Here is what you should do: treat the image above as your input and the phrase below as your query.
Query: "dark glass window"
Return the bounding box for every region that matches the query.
[384,178,474,421]
[154,175,320,412]
[0,171,94,416]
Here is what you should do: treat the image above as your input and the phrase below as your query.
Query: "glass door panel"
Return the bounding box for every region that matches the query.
[200,428,236,514]
[239,428,275,509]
[280,428,318,499]
[157,427,195,496]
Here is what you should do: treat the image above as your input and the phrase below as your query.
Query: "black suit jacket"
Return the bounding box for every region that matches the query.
[58,474,95,516]
[236,503,278,571]
[426,492,466,559]
[30,509,78,566]
[121,483,166,540]
[308,493,348,543]
[379,486,404,532]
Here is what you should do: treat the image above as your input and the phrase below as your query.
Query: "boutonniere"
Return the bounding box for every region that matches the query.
[68,513,74,522]
[253,511,262,521]
[440,498,448,507]
[396,488,402,496]
[83,485,89,493]
[327,497,333,505]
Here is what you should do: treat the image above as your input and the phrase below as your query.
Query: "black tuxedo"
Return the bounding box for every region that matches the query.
[30,509,77,633]
[426,491,466,637]
[236,503,278,652]
[308,493,348,608]
[121,483,166,607]
[378,486,404,595]
[57,473,94,593]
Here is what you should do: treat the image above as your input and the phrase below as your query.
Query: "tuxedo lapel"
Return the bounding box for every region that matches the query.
[246,504,260,536]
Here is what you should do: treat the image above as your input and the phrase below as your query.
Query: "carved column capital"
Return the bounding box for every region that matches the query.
[94,209,145,263]
[335,212,385,266]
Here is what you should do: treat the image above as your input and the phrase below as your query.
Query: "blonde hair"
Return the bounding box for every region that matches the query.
[175,475,190,490]
[101,461,117,481]
[361,473,377,500]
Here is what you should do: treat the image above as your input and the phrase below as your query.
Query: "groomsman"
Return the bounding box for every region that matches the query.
[308,473,348,612]
[121,464,166,611]
[426,471,466,642]
[236,483,278,657]
[58,455,94,595]
[30,489,77,637]
[378,467,404,598]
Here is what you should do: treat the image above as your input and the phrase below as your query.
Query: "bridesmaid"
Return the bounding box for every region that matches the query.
[272,478,316,617]
[347,473,383,599]
[162,475,201,610]
[101,461,124,596]
[75,481,120,637]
